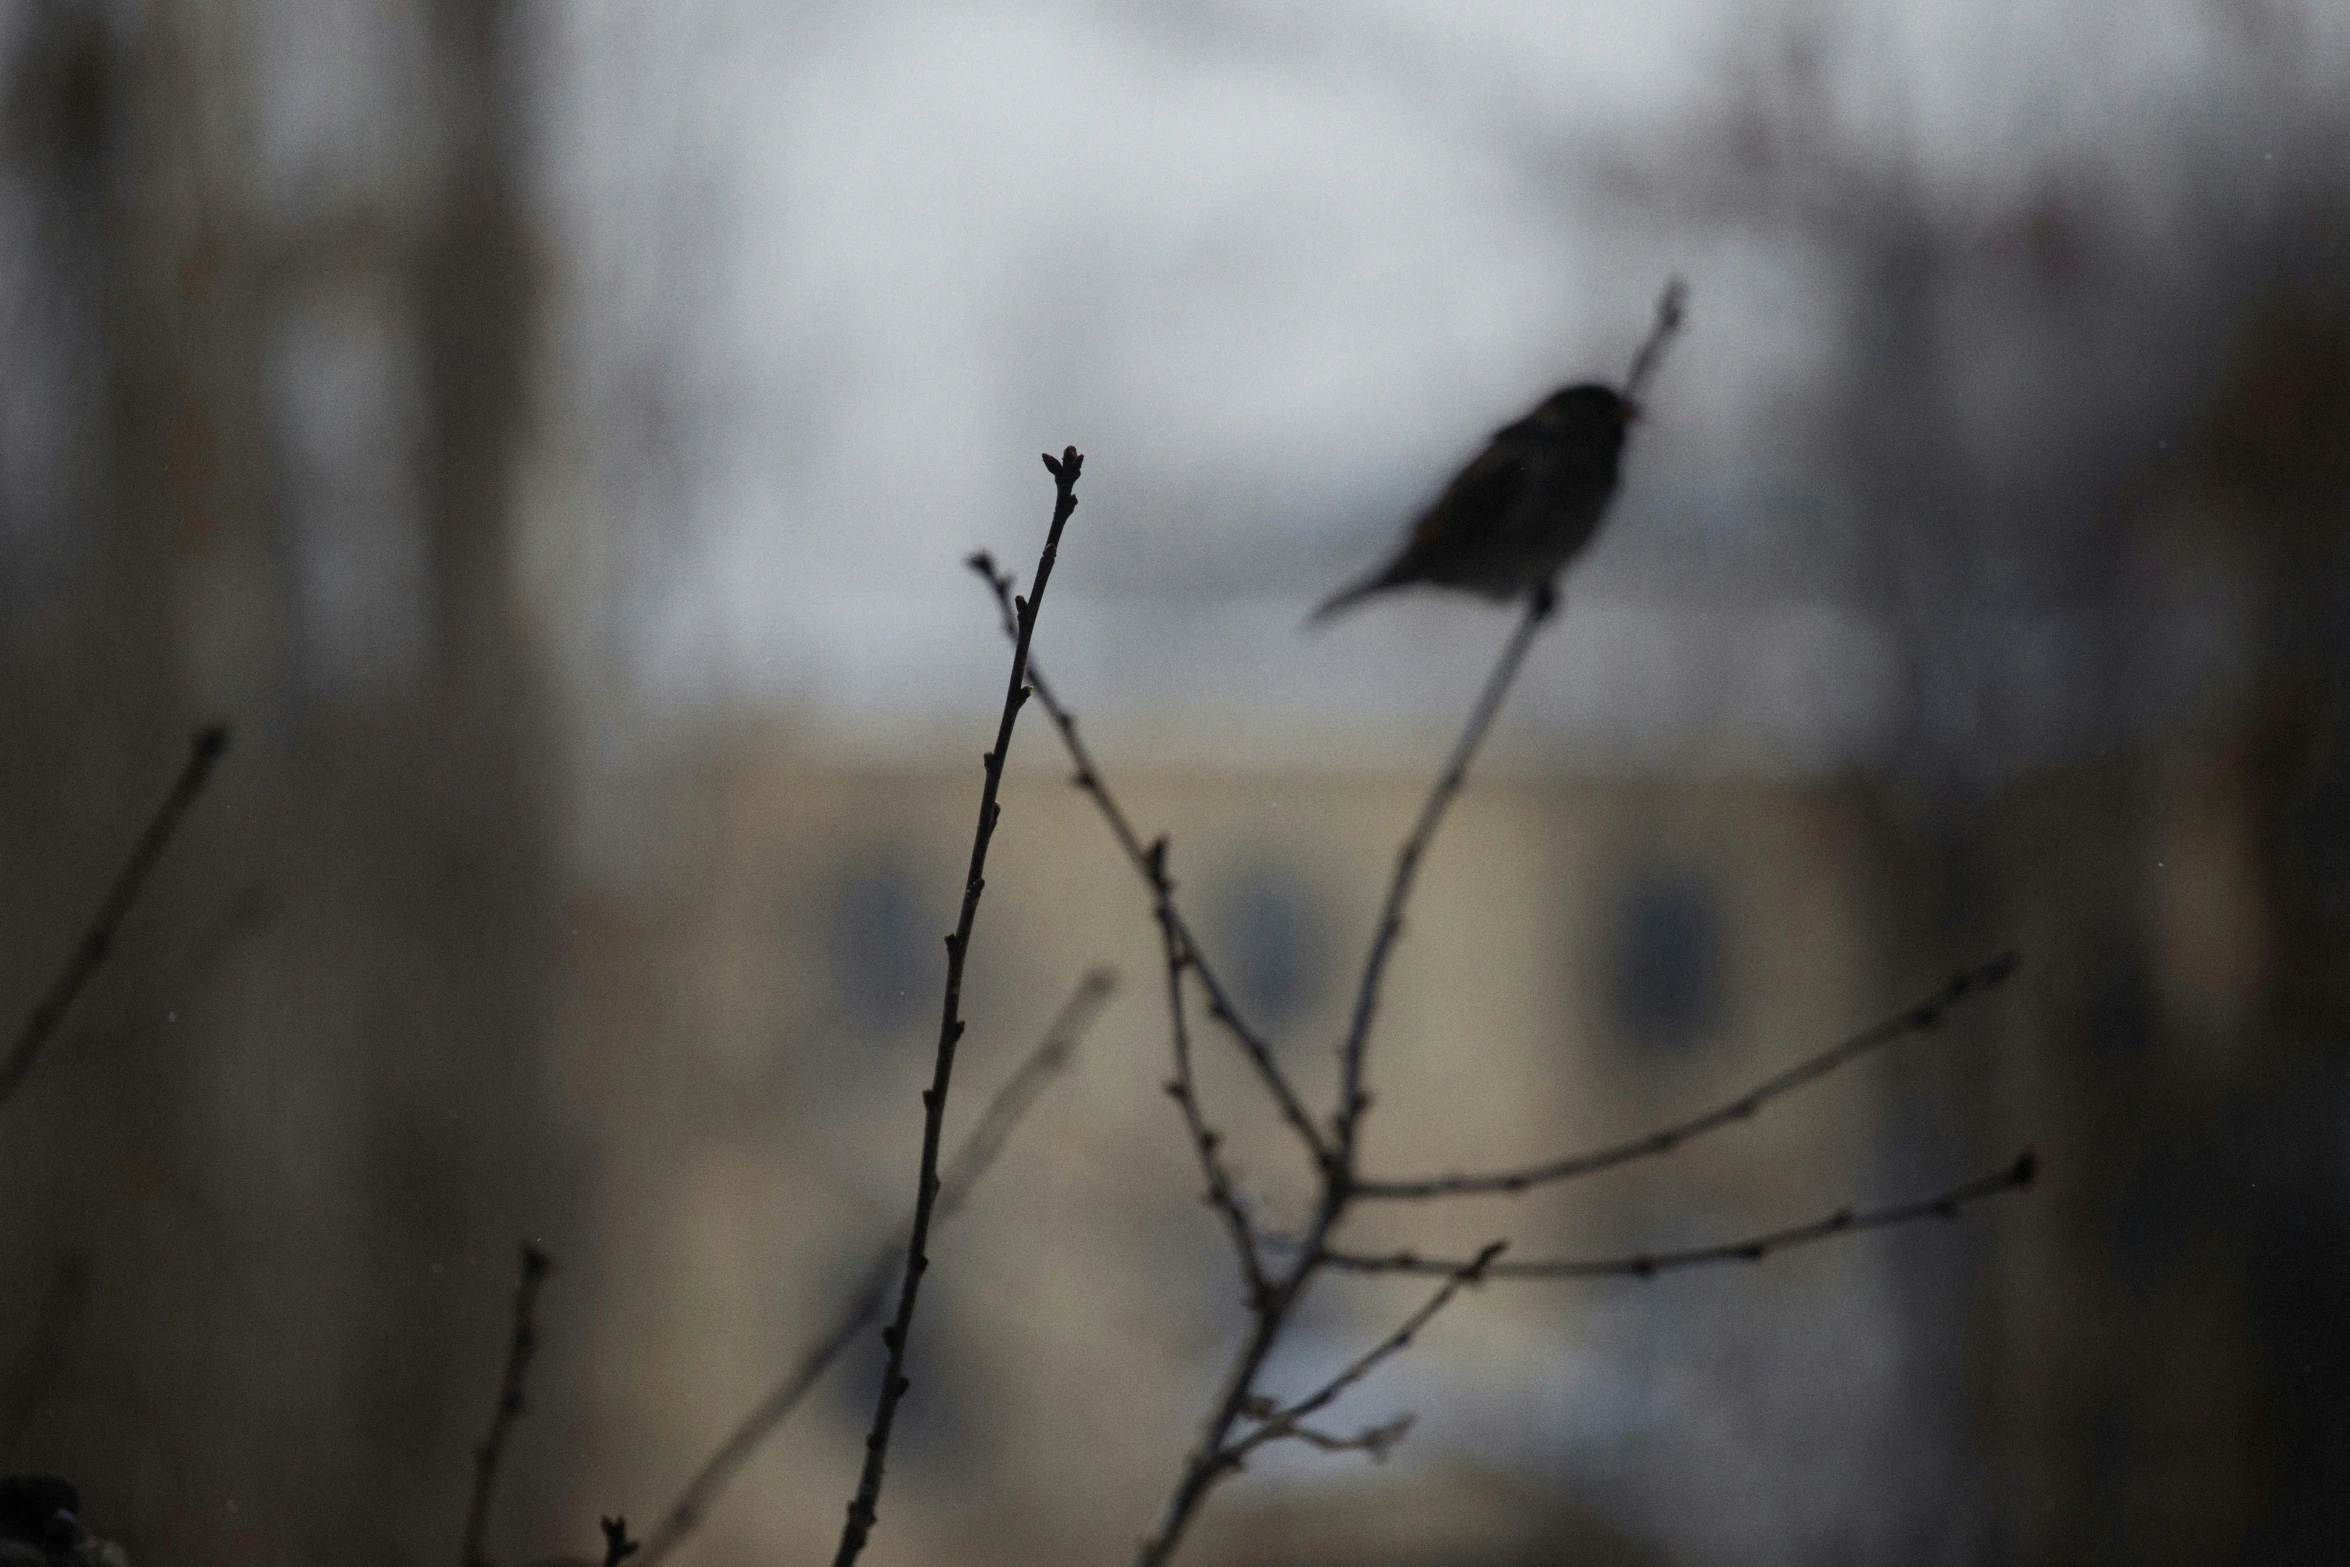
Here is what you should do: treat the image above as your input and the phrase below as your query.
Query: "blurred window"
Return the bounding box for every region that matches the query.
[827,856,932,1034]
[1214,860,1329,1033]
[1609,871,1725,1053]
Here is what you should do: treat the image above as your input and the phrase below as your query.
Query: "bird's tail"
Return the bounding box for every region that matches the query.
[1305,561,1402,625]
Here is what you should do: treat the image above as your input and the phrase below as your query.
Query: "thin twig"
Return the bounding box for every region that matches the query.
[1334,597,1549,1156]
[462,1243,554,1567]
[1354,952,2020,1200]
[3,724,230,1111]
[599,1518,639,1566]
[635,967,1116,1565]
[1224,1242,1504,1466]
[1621,276,1689,408]
[1138,1273,1304,1567]
[1326,1152,2038,1279]
[1285,1414,1413,1460]
[1134,603,1556,1567]
[934,967,1119,1229]
[1148,844,1270,1307]
[831,447,1084,1567]
[968,555,1332,1170]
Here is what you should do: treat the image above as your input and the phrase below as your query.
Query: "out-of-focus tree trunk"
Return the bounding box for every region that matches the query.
[2,3,580,1561]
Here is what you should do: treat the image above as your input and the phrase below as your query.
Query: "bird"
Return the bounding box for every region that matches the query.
[1311,278,1686,623]
[1309,382,1634,622]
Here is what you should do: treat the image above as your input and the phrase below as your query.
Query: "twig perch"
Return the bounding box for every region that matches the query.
[1128,598,1552,1567]
[959,282,2027,1567]
[1622,275,1689,407]
[1334,595,1548,1156]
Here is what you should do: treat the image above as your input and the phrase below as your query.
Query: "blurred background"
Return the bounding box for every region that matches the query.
[3,1,2346,1563]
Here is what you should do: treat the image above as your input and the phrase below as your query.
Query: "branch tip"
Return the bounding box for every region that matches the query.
[833,437,1085,1567]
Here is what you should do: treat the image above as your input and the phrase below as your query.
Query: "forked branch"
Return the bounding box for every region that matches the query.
[1150,846,1271,1305]
[1327,1152,2038,1279]
[1223,1241,1504,1466]
[1134,603,1556,1567]
[969,555,1330,1169]
[961,279,2029,1567]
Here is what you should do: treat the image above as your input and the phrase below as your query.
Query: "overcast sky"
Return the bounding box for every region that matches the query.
[529,0,2347,767]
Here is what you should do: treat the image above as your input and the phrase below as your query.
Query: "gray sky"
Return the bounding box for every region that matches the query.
[529,0,2345,765]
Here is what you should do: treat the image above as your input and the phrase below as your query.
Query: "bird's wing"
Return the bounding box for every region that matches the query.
[1308,431,1533,622]
[1401,436,1529,560]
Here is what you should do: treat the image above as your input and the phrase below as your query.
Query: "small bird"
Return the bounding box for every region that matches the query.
[1311,279,1685,623]
[1310,382,1633,622]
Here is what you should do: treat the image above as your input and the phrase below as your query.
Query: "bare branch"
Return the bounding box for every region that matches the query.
[599,1517,639,1566]
[637,967,1115,1565]
[832,448,1084,1567]
[1138,592,1568,1567]
[462,1244,554,1567]
[1149,843,1269,1306]
[1286,1414,1413,1461]
[1225,1242,1504,1466]
[1137,1290,1301,1567]
[1355,952,2020,1200]
[1334,598,1548,1157]
[968,555,1331,1169]
[1328,1152,2038,1279]
[3,724,230,1111]
[1621,275,1689,408]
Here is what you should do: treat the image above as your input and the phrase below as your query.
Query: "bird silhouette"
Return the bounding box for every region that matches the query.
[1310,382,1631,621]
[1311,279,1685,623]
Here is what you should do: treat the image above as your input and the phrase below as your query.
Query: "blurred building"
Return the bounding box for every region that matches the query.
[558,727,2016,1565]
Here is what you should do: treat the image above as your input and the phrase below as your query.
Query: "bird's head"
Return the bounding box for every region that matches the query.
[1532,383,1633,443]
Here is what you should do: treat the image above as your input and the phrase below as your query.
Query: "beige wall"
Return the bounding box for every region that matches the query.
[565,737,1930,1563]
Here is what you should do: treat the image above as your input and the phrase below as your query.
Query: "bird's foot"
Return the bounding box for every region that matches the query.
[1529,583,1559,622]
